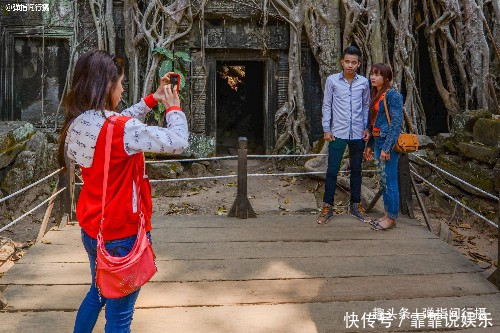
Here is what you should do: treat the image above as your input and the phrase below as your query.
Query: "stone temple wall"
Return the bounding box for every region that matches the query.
[0,0,73,125]
[1,0,324,155]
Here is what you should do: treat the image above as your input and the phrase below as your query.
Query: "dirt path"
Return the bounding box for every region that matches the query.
[151,159,350,217]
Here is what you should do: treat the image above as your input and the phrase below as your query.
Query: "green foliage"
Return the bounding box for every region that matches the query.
[49,180,56,192]
[158,60,173,77]
[150,47,191,124]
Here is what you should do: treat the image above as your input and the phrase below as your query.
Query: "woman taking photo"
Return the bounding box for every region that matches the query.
[364,63,403,231]
[58,49,189,332]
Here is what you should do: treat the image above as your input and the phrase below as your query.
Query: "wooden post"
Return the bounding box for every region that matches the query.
[228,137,256,219]
[36,179,59,243]
[56,156,73,228]
[0,290,6,309]
[410,173,433,232]
[398,153,414,218]
[365,189,382,214]
[487,192,500,289]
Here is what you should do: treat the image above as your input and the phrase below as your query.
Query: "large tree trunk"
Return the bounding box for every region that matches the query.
[272,0,311,153]
[463,0,490,109]
[367,0,384,66]
[305,0,342,86]
[388,0,425,133]
[105,0,116,54]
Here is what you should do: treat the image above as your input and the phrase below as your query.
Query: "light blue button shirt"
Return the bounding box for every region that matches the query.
[321,72,370,140]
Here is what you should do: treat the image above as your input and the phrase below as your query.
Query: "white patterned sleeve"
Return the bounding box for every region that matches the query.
[123,111,189,155]
[121,99,151,122]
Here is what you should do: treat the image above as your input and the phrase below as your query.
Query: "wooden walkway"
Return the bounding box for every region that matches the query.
[1,214,499,332]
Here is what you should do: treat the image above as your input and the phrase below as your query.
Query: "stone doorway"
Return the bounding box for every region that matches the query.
[202,51,278,156]
[216,61,265,155]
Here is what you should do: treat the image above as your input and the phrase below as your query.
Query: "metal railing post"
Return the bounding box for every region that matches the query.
[228,137,256,219]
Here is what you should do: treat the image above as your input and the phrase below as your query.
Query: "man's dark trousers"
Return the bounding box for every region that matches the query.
[323,137,364,205]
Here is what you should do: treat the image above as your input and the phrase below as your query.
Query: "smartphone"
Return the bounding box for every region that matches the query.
[169,73,181,93]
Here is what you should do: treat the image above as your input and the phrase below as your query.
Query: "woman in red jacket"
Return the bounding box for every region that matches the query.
[58,49,189,333]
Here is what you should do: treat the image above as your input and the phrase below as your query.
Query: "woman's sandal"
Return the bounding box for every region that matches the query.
[370,219,396,231]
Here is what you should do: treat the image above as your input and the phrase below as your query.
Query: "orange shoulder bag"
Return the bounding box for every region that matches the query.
[383,95,419,153]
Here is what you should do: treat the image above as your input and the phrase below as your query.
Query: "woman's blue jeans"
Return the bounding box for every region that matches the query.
[74,230,150,333]
[374,137,400,219]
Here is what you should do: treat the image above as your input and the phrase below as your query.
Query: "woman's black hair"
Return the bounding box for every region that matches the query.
[58,49,125,168]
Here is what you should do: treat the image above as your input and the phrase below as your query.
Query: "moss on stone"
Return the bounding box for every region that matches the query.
[473,118,500,148]
[436,155,495,196]
[451,109,491,143]
[457,142,499,165]
[442,140,459,153]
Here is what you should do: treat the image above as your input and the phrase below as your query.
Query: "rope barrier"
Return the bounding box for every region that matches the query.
[0,168,63,204]
[410,170,498,229]
[145,156,237,164]
[144,154,330,164]
[76,169,379,185]
[248,154,328,159]
[410,153,499,201]
[248,170,378,178]
[148,175,237,183]
[0,187,66,233]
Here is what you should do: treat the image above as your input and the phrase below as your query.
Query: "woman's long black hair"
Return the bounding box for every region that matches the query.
[58,49,125,168]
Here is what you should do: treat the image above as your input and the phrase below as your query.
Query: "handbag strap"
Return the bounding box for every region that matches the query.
[383,94,414,134]
[99,115,146,236]
[100,115,119,233]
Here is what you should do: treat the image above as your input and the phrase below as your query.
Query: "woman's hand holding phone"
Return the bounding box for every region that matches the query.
[161,84,180,110]
[153,72,176,103]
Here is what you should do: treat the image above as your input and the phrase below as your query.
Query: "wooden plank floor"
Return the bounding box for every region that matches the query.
[1,215,499,332]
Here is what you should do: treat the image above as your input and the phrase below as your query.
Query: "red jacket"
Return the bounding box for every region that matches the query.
[77,116,153,240]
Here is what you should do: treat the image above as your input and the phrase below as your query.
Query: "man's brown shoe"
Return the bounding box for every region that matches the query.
[317,203,334,225]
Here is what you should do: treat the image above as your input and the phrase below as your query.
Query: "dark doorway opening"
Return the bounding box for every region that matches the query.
[417,16,448,135]
[216,61,265,155]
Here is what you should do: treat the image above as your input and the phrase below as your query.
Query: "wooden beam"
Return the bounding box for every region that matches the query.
[398,153,414,218]
[365,189,382,214]
[36,179,59,243]
[409,170,433,233]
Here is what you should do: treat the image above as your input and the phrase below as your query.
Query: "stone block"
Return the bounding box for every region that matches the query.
[436,155,496,198]
[0,121,35,169]
[434,133,452,146]
[1,151,36,194]
[473,118,500,148]
[417,135,436,149]
[451,109,491,143]
[147,162,183,180]
[184,133,215,158]
[0,142,26,170]
[442,140,460,153]
[457,142,499,165]
[190,162,208,177]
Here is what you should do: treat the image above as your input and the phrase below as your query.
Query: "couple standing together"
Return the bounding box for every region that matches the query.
[317,46,404,231]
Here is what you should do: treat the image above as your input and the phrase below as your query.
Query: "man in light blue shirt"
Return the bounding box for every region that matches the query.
[317,46,371,225]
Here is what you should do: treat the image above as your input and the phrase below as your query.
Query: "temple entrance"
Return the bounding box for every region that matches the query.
[215,61,265,155]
